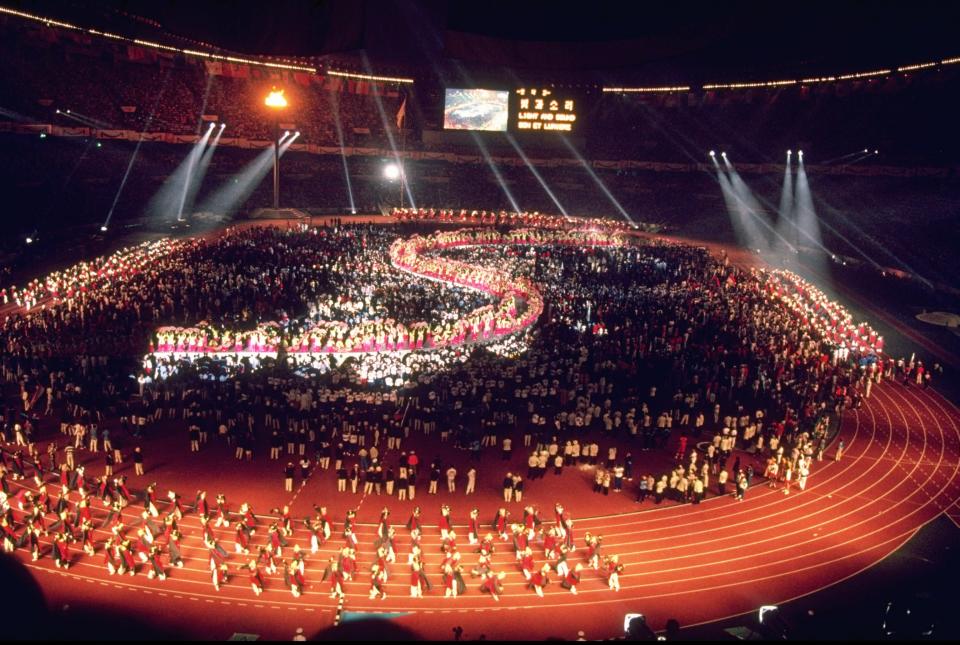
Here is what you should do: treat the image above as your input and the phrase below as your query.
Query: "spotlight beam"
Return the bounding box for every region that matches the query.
[58,108,113,129]
[184,123,225,215]
[714,155,796,253]
[328,91,357,215]
[360,53,415,208]
[470,131,521,213]
[773,151,795,254]
[176,124,215,220]
[505,133,570,219]
[561,135,635,226]
[104,68,171,229]
[197,136,297,216]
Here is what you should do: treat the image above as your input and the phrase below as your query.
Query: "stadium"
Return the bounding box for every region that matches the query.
[1,0,959,640]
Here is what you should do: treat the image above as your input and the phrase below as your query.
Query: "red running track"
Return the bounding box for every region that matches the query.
[6,380,960,640]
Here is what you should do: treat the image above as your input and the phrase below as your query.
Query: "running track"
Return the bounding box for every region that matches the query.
[7,381,960,640]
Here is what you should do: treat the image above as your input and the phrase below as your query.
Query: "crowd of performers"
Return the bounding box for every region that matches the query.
[0,453,625,601]
[390,207,641,233]
[0,215,925,606]
[147,227,626,359]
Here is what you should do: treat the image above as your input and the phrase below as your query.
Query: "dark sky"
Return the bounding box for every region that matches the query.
[19,0,960,72]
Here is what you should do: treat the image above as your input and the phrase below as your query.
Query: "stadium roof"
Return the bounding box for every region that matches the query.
[18,0,960,76]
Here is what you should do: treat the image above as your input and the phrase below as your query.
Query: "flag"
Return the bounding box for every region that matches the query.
[396,96,407,129]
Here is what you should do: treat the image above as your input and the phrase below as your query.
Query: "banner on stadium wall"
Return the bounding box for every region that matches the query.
[321,76,344,92]
[139,132,168,142]
[127,46,157,64]
[204,61,224,76]
[222,62,250,78]
[120,106,137,113]
[99,129,128,139]
[201,114,218,122]
[352,127,371,134]
[58,126,91,137]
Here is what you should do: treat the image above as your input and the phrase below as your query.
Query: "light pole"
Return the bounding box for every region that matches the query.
[264,89,288,209]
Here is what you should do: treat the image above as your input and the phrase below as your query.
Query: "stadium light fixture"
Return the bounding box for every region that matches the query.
[721,151,727,157]
[787,149,792,157]
[383,162,400,181]
[100,225,108,232]
[25,237,33,244]
[709,150,716,157]
[39,133,46,139]
[264,88,288,209]
[220,123,226,129]
[874,149,879,154]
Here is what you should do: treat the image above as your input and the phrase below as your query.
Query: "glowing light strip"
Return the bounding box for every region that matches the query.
[836,68,890,80]
[326,69,414,84]
[0,4,316,73]
[941,57,960,66]
[601,86,691,93]
[0,5,78,30]
[897,61,937,72]
[702,80,797,90]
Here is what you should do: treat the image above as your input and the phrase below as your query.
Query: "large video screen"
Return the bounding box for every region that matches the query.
[443,88,510,132]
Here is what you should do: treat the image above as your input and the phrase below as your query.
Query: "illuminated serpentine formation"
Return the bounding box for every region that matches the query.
[147,227,629,361]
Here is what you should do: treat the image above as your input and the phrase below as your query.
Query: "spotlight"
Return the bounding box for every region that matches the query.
[96,142,102,148]
[383,163,400,181]
[709,150,716,157]
[285,131,290,136]
[208,122,215,129]
[55,109,60,114]
[863,148,869,153]
[295,131,300,136]
[39,133,46,139]
[66,109,70,114]
[721,151,727,157]
[100,225,108,232]
[874,150,879,154]
[798,150,804,158]
[220,123,226,129]
[787,149,792,156]
[25,237,33,244]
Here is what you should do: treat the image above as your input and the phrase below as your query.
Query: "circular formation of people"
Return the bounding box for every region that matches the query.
[0,209,937,608]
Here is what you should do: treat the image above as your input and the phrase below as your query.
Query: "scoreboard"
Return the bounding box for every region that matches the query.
[512,87,578,133]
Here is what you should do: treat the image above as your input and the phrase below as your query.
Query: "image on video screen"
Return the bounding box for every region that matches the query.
[443,88,509,131]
